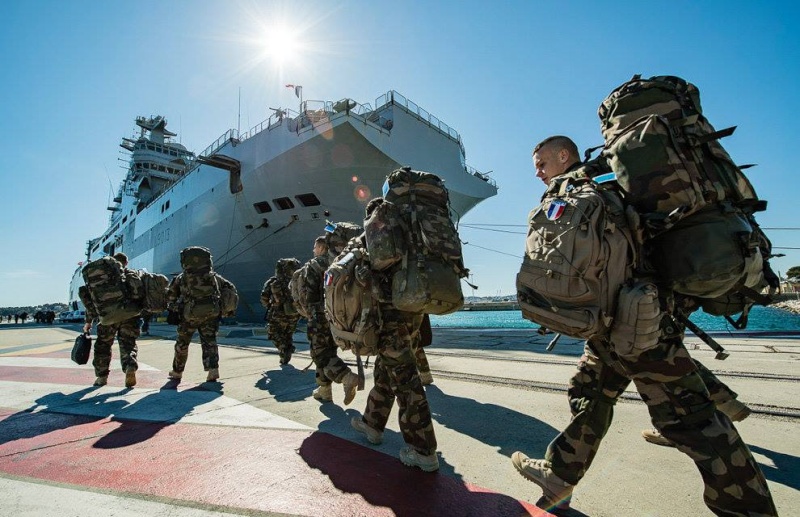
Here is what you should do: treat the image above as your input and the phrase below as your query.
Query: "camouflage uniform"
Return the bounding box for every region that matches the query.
[360,307,437,456]
[300,255,353,386]
[166,272,234,374]
[85,296,139,378]
[544,315,776,516]
[262,274,300,364]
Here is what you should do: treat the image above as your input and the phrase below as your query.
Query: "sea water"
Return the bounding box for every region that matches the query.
[430,306,800,332]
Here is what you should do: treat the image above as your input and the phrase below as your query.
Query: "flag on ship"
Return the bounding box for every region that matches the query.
[285,84,302,98]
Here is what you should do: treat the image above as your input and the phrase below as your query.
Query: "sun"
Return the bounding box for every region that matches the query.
[261,25,301,65]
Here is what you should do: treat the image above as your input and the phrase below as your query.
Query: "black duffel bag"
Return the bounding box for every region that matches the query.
[71,333,92,365]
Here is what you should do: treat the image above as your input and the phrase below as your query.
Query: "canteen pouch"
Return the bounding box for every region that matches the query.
[609,281,661,359]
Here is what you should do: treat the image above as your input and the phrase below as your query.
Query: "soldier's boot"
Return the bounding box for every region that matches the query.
[168,370,183,380]
[399,446,440,472]
[419,371,434,386]
[93,376,108,387]
[124,367,137,388]
[350,416,383,445]
[206,368,220,382]
[341,372,359,405]
[511,452,573,511]
[642,398,752,447]
[312,384,333,402]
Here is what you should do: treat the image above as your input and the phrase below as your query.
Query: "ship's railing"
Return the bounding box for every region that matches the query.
[199,128,239,158]
[466,164,497,188]
[376,91,465,155]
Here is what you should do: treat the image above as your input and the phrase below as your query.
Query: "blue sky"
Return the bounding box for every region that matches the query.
[1,0,799,306]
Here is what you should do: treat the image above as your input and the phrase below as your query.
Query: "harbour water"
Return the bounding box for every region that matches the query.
[430,305,800,332]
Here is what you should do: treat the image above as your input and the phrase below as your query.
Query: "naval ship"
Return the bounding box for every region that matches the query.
[68,91,498,322]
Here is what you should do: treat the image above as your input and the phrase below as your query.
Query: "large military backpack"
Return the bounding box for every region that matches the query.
[271,258,301,316]
[290,257,328,319]
[81,256,142,325]
[516,169,636,339]
[325,221,364,254]
[323,244,381,355]
[179,246,221,321]
[597,75,778,310]
[366,167,467,315]
[140,272,169,312]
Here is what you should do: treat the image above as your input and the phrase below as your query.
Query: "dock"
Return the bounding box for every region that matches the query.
[0,321,797,516]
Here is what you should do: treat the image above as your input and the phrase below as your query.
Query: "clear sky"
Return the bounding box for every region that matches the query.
[1,0,799,307]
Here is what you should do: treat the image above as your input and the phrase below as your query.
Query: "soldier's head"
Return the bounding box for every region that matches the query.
[113,252,129,267]
[313,236,328,257]
[532,136,580,185]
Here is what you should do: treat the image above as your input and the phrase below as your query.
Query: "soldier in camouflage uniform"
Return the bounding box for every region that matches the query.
[298,235,360,403]
[511,136,776,516]
[262,258,301,365]
[165,247,236,382]
[82,253,140,388]
[350,199,439,472]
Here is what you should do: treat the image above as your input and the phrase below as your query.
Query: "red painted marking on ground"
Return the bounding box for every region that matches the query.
[0,365,175,390]
[0,410,546,516]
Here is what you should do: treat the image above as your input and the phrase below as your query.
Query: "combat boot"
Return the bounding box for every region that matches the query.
[206,368,220,382]
[350,416,383,445]
[168,370,183,380]
[313,384,333,402]
[93,376,108,387]
[511,452,573,511]
[419,371,433,386]
[125,367,137,388]
[399,446,439,472]
[718,398,752,421]
[342,372,359,405]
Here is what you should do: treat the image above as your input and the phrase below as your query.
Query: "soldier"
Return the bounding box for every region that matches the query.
[511,136,776,515]
[295,233,360,403]
[262,258,301,365]
[82,252,140,388]
[349,198,439,472]
[166,247,236,382]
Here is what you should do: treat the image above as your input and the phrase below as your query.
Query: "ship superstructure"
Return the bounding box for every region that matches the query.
[69,91,498,321]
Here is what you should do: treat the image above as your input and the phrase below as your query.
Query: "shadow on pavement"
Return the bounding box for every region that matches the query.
[749,444,799,491]
[299,430,542,517]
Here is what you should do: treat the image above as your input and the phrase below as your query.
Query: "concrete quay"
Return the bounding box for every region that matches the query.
[0,321,797,516]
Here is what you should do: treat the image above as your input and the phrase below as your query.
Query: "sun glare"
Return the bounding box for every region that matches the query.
[262,26,301,64]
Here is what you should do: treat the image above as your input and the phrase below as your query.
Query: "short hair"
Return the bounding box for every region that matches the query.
[314,235,328,248]
[533,135,580,161]
[113,252,128,266]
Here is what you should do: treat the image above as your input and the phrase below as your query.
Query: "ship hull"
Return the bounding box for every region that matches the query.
[71,94,497,322]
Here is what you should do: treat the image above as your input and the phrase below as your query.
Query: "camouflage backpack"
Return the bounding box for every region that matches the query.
[367,167,467,315]
[140,272,169,312]
[325,221,364,255]
[323,242,381,355]
[81,256,142,325]
[218,276,239,317]
[290,257,328,319]
[516,168,636,339]
[597,75,778,311]
[271,258,301,316]
[179,246,221,321]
